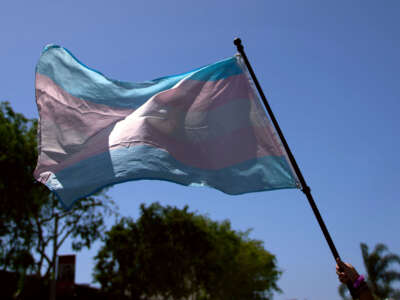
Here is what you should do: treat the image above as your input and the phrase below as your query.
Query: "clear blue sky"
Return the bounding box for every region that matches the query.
[1,1,399,299]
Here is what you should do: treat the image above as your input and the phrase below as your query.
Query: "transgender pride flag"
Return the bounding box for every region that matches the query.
[34,45,299,208]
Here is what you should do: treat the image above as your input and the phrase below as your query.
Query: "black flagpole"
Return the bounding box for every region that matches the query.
[233,38,357,297]
[233,37,340,261]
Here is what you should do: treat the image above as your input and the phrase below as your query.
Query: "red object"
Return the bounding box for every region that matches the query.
[56,255,76,294]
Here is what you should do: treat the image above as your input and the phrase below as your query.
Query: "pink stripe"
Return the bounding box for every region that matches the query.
[111,124,283,169]
[34,74,133,176]
[153,73,252,112]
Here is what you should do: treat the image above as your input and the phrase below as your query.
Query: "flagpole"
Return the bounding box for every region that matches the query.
[233,37,341,260]
[234,38,357,298]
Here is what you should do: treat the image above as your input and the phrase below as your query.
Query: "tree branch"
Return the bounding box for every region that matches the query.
[57,213,83,251]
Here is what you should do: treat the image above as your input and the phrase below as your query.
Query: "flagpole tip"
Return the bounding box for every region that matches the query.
[233,38,242,45]
[233,38,243,51]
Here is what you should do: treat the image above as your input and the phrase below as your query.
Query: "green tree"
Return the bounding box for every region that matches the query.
[0,101,44,273]
[338,243,400,300]
[361,243,400,299]
[0,102,117,294]
[94,202,281,300]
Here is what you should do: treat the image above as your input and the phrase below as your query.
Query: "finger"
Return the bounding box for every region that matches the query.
[344,262,353,269]
[339,277,348,283]
[339,274,349,281]
[336,270,344,276]
[336,258,346,270]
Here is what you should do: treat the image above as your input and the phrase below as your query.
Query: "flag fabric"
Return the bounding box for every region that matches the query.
[34,45,299,208]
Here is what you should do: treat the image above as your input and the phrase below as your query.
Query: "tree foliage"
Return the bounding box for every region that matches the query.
[339,242,400,300]
[0,101,44,273]
[0,101,117,281]
[360,243,400,299]
[94,202,281,300]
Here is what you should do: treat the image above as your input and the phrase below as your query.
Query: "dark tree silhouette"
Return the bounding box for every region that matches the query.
[94,202,281,300]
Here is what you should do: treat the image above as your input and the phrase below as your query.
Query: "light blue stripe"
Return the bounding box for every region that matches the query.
[45,144,298,209]
[36,45,242,109]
